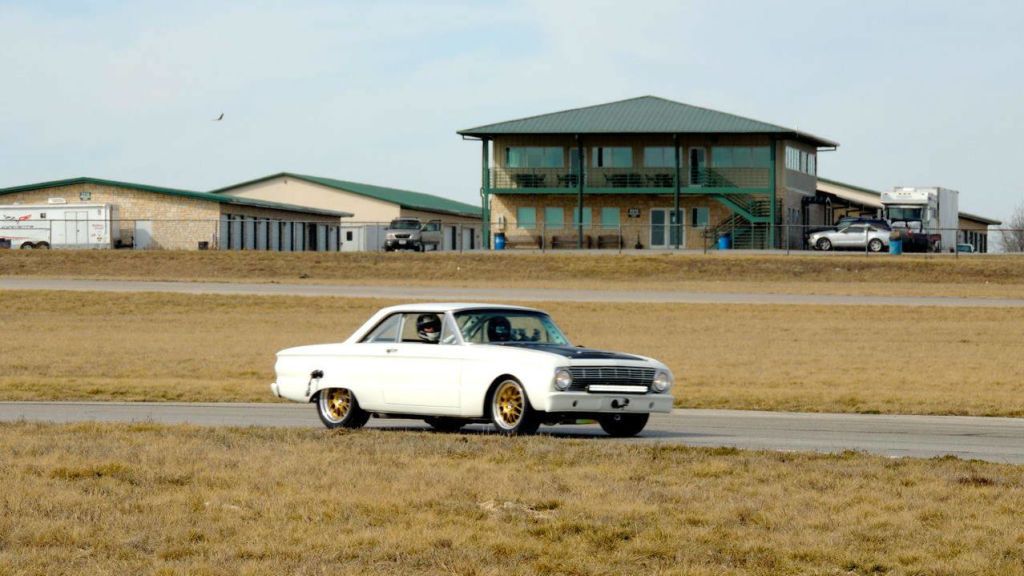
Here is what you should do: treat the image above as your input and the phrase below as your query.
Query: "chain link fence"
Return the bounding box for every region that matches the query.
[2,216,1018,255]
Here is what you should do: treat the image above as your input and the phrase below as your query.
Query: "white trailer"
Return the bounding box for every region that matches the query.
[881,187,959,252]
[0,203,119,249]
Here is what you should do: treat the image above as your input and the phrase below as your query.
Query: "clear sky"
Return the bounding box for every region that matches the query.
[2,0,1021,221]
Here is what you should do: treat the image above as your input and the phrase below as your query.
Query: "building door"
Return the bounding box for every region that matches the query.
[688,147,707,186]
[134,220,153,249]
[65,211,88,245]
[650,209,683,249]
[443,225,456,251]
[462,227,476,250]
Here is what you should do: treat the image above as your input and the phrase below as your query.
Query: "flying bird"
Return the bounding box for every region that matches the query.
[213,113,224,121]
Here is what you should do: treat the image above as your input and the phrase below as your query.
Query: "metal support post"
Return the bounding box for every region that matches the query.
[576,136,584,250]
[769,139,777,250]
[673,134,681,250]
[481,139,491,250]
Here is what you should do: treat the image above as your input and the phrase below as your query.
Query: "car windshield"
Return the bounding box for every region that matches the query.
[454,310,570,345]
[887,207,923,221]
[389,220,421,230]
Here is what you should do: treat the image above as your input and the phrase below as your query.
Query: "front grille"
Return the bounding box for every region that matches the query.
[568,366,654,392]
[394,233,412,239]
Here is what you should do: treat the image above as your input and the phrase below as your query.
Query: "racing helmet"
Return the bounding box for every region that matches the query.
[416,314,442,343]
[487,316,512,342]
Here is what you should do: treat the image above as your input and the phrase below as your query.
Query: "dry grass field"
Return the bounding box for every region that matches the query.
[3,250,1024,299]
[2,422,1023,575]
[3,290,1023,416]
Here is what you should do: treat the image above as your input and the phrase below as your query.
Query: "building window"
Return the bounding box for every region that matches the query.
[571,207,592,227]
[691,207,709,228]
[643,147,675,168]
[712,146,771,167]
[600,207,620,228]
[592,147,632,168]
[785,146,815,174]
[516,207,537,229]
[507,147,563,168]
[544,207,565,229]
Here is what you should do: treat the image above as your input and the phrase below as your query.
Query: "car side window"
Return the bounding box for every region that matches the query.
[361,313,401,343]
[846,225,864,234]
[400,313,443,344]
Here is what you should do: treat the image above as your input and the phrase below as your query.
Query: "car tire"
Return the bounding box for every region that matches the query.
[868,239,884,253]
[598,413,649,437]
[424,417,467,433]
[19,242,34,250]
[35,242,50,250]
[316,388,370,430]
[816,238,832,251]
[489,378,540,436]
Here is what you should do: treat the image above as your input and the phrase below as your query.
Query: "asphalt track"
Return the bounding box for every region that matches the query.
[2,402,1022,464]
[2,277,1024,307]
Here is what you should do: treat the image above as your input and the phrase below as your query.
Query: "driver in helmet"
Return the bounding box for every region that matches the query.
[416,313,442,344]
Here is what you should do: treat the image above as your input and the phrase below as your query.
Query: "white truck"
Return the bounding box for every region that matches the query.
[880,187,959,252]
[0,203,119,249]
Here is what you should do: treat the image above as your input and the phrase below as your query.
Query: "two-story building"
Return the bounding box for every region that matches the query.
[458,96,837,250]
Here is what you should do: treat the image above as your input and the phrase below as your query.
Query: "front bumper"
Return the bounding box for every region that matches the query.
[545,392,674,414]
[385,239,420,249]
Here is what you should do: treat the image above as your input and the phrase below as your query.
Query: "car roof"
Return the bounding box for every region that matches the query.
[375,303,544,315]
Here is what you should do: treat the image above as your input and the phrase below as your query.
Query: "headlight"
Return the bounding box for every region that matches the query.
[553,368,572,391]
[651,371,672,393]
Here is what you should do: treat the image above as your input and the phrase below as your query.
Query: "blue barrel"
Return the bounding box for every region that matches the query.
[717,234,731,250]
[494,233,506,250]
[890,238,903,255]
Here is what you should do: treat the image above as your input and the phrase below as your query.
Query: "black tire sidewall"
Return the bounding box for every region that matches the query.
[817,238,831,251]
[869,239,883,252]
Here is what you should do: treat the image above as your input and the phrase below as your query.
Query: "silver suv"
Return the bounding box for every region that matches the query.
[384,218,441,252]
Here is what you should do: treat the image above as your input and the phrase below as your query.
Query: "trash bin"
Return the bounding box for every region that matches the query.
[494,232,506,250]
[890,238,903,256]
[717,234,731,250]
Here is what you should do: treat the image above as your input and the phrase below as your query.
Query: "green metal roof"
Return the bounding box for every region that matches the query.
[817,177,1002,226]
[212,173,482,218]
[458,95,838,148]
[0,177,353,218]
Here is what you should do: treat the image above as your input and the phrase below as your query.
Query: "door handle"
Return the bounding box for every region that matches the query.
[386,348,398,354]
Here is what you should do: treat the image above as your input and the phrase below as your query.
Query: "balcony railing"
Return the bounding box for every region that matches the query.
[490,167,771,190]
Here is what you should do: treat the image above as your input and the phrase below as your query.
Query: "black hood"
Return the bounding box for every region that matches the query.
[490,342,643,361]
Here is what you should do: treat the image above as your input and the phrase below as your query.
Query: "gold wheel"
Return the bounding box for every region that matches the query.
[493,380,525,429]
[320,388,352,423]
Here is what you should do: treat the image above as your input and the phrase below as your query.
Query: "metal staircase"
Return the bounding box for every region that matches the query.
[711,196,773,249]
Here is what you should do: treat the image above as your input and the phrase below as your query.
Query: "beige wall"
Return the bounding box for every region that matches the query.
[491,193,731,250]
[399,208,482,226]
[0,183,220,250]
[219,177,401,223]
[219,176,481,225]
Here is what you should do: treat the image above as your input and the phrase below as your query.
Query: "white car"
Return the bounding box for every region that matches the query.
[271,303,675,436]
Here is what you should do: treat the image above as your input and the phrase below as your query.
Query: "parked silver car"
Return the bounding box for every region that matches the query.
[809,224,890,252]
